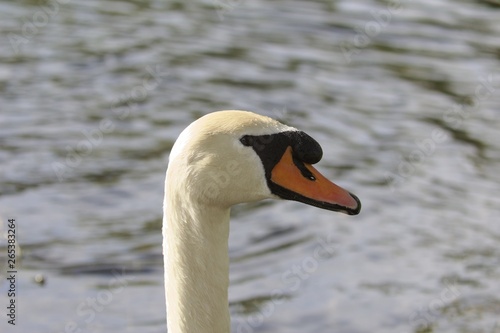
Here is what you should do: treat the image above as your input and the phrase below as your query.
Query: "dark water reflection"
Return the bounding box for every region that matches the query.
[1,0,500,332]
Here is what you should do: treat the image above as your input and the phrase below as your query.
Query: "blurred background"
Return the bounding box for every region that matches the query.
[1,0,499,332]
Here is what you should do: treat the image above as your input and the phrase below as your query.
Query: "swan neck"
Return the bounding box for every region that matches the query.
[163,196,231,333]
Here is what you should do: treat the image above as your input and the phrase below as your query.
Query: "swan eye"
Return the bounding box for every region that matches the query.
[239,135,253,146]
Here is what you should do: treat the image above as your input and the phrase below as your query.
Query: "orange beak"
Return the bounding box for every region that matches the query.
[270,147,361,215]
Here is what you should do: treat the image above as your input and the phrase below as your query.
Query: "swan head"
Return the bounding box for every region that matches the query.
[166,110,360,215]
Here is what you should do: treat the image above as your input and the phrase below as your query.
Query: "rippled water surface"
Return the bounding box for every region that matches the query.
[1,0,500,332]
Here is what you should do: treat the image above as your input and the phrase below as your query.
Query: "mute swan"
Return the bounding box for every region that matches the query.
[163,110,361,333]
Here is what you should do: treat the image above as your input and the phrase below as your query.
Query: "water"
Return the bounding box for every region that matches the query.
[1,0,499,332]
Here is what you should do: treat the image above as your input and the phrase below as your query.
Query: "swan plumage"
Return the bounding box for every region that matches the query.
[163,110,360,333]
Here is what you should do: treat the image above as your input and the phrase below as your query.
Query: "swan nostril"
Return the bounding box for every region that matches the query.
[292,155,316,181]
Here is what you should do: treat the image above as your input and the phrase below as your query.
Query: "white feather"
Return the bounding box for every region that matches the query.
[163,110,296,333]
